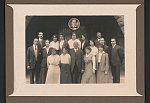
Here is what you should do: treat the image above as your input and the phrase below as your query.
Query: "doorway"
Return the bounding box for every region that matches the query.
[26,16,124,48]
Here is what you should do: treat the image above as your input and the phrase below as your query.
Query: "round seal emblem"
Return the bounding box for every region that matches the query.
[68,18,80,30]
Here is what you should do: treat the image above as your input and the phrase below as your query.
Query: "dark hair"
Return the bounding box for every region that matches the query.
[59,33,66,39]
[89,39,95,45]
[62,46,70,52]
[100,37,104,40]
[38,32,43,34]
[72,32,76,36]
[97,32,101,34]
[59,33,64,36]
[81,34,87,39]
[98,45,105,50]
[85,46,92,52]
[111,38,117,42]
[45,39,50,43]
[51,48,57,52]
[33,38,38,41]
[52,34,57,38]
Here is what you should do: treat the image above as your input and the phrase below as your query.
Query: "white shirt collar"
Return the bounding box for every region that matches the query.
[112,44,116,48]
[39,38,43,41]
[74,48,78,51]
[98,38,101,41]
[33,44,38,51]
[33,44,37,47]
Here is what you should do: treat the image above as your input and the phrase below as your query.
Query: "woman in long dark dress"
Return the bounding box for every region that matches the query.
[60,47,72,83]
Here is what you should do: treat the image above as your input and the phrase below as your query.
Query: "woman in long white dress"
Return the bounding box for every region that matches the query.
[81,46,96,83]
[46,48,60,84]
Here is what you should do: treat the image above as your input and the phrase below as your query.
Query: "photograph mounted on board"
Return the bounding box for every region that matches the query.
[26,16,125,84]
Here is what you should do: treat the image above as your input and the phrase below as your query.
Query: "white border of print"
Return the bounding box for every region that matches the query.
[8,4,141,96]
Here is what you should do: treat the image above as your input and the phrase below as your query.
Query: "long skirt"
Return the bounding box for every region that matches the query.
[81,68,96,84]
[60,64,72,84]
[45,65,60,84]
[97,69,113,83]
[39,67,48,84]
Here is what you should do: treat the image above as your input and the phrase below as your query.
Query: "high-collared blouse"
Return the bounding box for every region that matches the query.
[98,51,105,63]
[90,46,98,56]
[68,39,81,49]
[50,41,59,50]
[85,53,96,70]
[60,53,71,64]
[47,54,60,67]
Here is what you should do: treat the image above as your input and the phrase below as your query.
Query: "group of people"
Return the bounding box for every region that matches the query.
[26,31,124,84]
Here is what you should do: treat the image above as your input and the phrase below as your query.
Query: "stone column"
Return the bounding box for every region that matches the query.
[114,16,124,35]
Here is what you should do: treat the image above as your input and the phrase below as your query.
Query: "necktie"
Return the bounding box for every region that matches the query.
[82,41,84,49]
[40,41,42,46]
[35,45,37,50]
[46,48,49,54]
[35,46,37,61]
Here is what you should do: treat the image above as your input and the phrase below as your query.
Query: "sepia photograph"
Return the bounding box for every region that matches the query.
[26,16,125,84]
[8,4,140,96]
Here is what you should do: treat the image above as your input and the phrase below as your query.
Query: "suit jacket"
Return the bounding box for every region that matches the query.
[27,45,42,69]
[41,48,51,68]
[96,52,109,72]
[38,40,45,51]
[103,44,109,53]
[37,40,45,62]
[95,38,101,47]
[69,49,83,73]
[81,40,90,54]
[110,45,124,66]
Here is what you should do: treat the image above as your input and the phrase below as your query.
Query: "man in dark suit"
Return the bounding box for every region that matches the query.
[39,40,51,84]
[27,38,42,84]
[99,37,109,53]
[37,32,45,82]
[38,32,45,50]
[70,41,83,83]
[81,34,89,54]
[110,38,124,83]
[95,32,102,47]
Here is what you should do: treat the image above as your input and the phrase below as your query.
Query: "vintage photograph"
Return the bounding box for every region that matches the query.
[26,16,125,84]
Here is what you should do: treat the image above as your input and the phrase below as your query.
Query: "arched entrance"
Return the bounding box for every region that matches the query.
[26,16,124,48]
